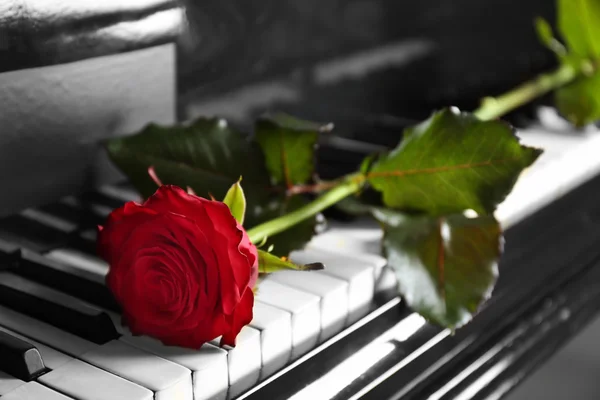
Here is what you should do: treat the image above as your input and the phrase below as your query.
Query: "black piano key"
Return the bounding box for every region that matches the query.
[81,191,126,211]
[0,238,21,266]
[0,330,46,381]
[38,202,105,229]
[68,233,99,257]
[10,249,120,313]
[0,272,119,344]
[0,216,70,253]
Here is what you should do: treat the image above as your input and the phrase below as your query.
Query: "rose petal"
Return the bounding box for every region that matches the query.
[220,288,254,347]
[98,202,158,264]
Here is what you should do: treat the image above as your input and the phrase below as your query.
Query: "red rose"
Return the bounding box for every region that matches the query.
[98,185,258,348]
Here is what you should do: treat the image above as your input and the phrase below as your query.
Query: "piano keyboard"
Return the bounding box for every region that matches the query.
[0,108,598,400]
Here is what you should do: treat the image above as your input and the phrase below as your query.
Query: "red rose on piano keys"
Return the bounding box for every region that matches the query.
[97,185,259,348]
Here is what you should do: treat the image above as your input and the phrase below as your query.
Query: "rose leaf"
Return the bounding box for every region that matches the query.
[366,108,542,216]
[106,118,270,201]
[552,0,600,126]
[255,112,331,187]
[223,177,246,225]
[557,0,600,60]
[257,249,324,274]
[376,210,502,329]
[556,71,600,127]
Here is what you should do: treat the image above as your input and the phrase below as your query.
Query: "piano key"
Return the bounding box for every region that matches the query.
[45,248,109,283]
[61,196,113,220]
[19,208,78,234]
[120,333,229,400]
[98,306,228,400]
[212,326,262,400]
[0,305,97,357]
[255,280,321,359]
[267,271,348,341]
[14,249,118,312]
[97,184,142,203]
[0,330,45,381]
[39,360,153,400]
[2,381,74,400]
[497,120,600,228]
[68,234,99,257]
[250,302,293,379]
[0,371,24,396]
[290,248,375,324]
[0,305,192,399]
[79,340,193,400]
[305,222,399,294]
[308,218,384,257]
[0,238,20,266]
[0,326,72,370]
[0,272,119,344]
[0,216,70,253]
[81,191,127,211]
[38,202,97,227]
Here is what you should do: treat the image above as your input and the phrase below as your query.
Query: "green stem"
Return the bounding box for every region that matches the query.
[249,60,588,245]
[247,173,365,244]
[473,62,579,121]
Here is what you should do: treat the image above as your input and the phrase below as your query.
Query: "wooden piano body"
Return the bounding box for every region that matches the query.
[2,1,600,399]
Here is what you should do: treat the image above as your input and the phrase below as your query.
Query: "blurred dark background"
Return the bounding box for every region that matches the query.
[178,0,556,122]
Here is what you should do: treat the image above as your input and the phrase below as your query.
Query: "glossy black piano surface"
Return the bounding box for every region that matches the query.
[2,1,600,399]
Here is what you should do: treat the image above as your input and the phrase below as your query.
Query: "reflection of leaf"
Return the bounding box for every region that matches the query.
[377,211,502,329]
[223,178,246,225]
[255,113,329,187]
[257,249,324,273]
[556,72,600,127]
[106,118,317,256]
[366,109,542,216]
[558,0,600,60]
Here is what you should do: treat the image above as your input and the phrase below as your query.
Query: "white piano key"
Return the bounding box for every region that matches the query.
[308,218,383,256]
[307,221,387,280]
[0,305,193,400]
[2,381,74,400]
[290,248,374,324]
[0,305,96,358]
[45,248,109,282]
[255,280,321,359]
[20,208,78,233]
[211,326,262,400]
[250,302,293,379]
[120,333,229,400]
[39,359,152,400]
[80,340,193,400]
[0,371,24,396]
[268,270,348,341]
[497,122,600,228]
[0,325,72,370]
[97,185,142,203]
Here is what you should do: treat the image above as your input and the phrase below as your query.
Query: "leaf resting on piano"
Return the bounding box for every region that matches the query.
[373,209,501,329]
[545,0,600,126]
[366,108,542,216]
[105,118,317,256]
[255,112,329,188]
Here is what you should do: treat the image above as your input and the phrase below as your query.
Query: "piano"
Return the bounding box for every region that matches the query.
[1,1,599,399]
